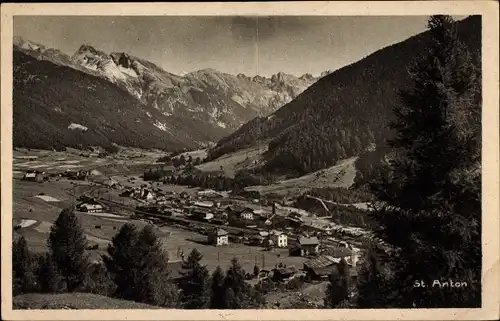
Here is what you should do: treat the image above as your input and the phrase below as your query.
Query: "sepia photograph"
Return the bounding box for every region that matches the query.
[1,2,499,320]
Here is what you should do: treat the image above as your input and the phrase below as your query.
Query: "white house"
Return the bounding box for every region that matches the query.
[77,202,103,213]
[208,228,229,246]
[239,208,254,220]
[140,189,155,201]
[271,230,288,248]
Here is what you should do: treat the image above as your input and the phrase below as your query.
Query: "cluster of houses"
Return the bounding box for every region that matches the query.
[206,227,289,248]
[254,242,359,285]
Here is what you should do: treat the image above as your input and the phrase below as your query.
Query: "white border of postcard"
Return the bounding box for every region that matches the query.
[1,1,499,320]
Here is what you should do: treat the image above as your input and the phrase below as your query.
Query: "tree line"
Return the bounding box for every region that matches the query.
[354,15,481,308]
[161,169,274,192]
[14,207,357,309]
[12,208,266,308]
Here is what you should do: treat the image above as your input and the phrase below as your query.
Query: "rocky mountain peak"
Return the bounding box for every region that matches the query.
[320,70,332,78]
[299,73,314,81]
[76,44,101,55]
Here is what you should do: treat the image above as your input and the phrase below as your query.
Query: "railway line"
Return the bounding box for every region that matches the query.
[90,196,261,235]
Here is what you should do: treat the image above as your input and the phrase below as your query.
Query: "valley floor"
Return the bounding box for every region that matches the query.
[11,148,372,309]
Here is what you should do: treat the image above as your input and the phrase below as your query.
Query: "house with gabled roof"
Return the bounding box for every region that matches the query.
[208,228,229,246]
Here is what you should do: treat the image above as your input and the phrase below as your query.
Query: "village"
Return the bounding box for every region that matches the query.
[16,163,369,306]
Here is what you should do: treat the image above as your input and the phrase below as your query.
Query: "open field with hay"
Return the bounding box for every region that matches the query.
[12,173,307,273]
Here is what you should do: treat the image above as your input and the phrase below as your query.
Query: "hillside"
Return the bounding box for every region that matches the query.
[208,16,482,176]
[14,38,318,150]
[13,293,161,309]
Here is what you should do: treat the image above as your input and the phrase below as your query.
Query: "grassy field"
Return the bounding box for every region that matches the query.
[157,225,307,273]
[12,175,306,273]
[13,147,165,176]
[13,293,161,309]
[245,157,358,198]
[12,178,152,257]
[196,144,268,178]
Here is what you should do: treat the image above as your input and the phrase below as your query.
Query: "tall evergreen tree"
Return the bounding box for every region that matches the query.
[134,225,173,306]
[103,223,139,300]
[179,249,211,309]
[13,236,37,295]
[223,257,262,309]
[48,208,89,292]
[80,262,116,296]
[324,259,351,308]
[367,15,481,308]
[210,266,227,309]
[356,242,391,308]
[36,253,64,293]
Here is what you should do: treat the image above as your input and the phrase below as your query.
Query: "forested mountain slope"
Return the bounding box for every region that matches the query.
[208,16,481,176]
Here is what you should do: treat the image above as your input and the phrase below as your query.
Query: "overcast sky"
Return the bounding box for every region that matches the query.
[14,15,453,77]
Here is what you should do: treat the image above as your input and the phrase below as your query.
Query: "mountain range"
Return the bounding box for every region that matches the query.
[13,37,318,151]
[207,15,481,176]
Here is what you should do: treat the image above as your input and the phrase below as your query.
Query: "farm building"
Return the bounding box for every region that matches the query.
[239,208,255,220]
[250,231,269,245]
[22,170,44,182]
[270,230,288,248]
[90,176,117,187]
[193,201,214,209]
[287,212,304,223]
[89,169,102,176]
[197,189,224,199]
[270,266,297,282]
[140,189,156,201]
[253,209,268,218]
[289,236,320,257]
[302,254,358,282]
[208,228,229,246]
[192,210,214,221]
[76,201,104,213]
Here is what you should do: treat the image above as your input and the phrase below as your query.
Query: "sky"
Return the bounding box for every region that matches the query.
[14,15,453,77]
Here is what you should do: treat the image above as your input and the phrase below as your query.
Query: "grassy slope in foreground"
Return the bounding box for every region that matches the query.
[13,293,161,309]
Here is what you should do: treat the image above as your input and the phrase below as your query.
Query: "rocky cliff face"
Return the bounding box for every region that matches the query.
[70,43,319,131]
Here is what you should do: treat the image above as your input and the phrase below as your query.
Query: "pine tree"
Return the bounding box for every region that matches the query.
[133,225,173,306]
[80,262,116,296]
[356,242,391,308]
[324,259,351,308]
[103,223,139,300]
[36,253,64,293]
[48,208,89,292]
[367,15,481,308]
[253,265,260,277]
[223,257,260,309]
[13,236,37,295]
[179,249,211,309]
[210,266,227,309]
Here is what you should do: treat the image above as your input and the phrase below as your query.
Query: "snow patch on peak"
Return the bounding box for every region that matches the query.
[216,121,227,129]
[153,120,169,132]
[68,123,88,131]
[119,66,138,78]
